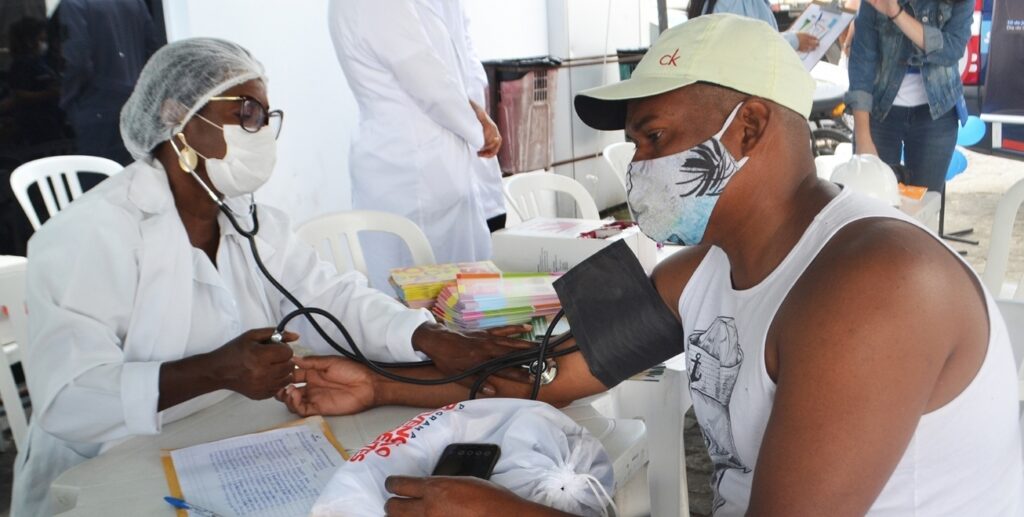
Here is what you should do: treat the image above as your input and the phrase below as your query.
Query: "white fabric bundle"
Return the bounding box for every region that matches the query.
[311,399,615,517]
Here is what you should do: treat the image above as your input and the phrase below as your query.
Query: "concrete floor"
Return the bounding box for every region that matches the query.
[0,150,1021,517]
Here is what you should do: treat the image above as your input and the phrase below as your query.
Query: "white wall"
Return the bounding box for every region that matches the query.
[163,0,357,226]
[464,0,549,60]
[163,0,660,225]
[548,0,659,216]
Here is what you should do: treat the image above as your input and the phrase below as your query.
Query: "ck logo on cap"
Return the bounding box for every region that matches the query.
[659,49,680,67]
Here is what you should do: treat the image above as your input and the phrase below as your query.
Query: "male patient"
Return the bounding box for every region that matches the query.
[279,14,1024,517]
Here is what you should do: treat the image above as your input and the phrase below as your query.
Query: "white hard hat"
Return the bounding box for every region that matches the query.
[830,154,900,206]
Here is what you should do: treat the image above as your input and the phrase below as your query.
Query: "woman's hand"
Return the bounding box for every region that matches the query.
[384,476,575,517]
[277,356,376,416]
[208,328,295,400]
[412,323,536,390]
[865,0,901,18]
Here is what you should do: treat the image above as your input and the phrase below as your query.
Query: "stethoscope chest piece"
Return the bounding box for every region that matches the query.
[524,359,558,385]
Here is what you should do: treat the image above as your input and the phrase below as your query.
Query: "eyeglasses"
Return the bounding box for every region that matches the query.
[208,95,284,139]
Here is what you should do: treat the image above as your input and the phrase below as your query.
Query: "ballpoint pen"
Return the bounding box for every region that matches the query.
[163,496,224,517]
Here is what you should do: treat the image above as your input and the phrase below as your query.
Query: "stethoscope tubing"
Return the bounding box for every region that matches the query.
[221,202,575,399]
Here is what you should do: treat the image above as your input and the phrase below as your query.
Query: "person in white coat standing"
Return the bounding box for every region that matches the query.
[10,38,529,517]
[328,0,504,289]
[440,1,508,232]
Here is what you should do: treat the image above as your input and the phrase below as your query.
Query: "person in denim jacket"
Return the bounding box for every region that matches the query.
[845,0,973,193]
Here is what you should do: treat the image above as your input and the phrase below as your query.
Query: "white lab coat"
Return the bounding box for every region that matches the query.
[10,160,431,517]
[439,0,507,222]
[328,0,496,289]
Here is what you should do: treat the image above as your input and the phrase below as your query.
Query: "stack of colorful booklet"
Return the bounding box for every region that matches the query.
[432,273,562,330]
[389,261,502,309]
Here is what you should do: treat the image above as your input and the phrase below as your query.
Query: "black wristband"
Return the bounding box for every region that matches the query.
[889,5,904,21]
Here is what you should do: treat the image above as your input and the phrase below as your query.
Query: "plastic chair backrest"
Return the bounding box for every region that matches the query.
[502,181,523,227]
[0,256,29,449]
[996,300,1024,457]
[602,142,636,192]
[504,170,601,221]
[983,177,1024,300]
[10,155,123,230]
[295,211,436,278]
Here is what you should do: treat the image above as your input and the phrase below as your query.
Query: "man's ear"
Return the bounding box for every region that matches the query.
[723,98,771,158]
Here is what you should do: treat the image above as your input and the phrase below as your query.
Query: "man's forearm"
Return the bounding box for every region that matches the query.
[374,367,470,408]
[373,347,607,408]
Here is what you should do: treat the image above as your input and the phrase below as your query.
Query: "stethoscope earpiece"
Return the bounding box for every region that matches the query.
[174,133,199,173]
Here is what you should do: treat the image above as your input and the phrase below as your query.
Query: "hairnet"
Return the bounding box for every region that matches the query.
[120,37,266,160]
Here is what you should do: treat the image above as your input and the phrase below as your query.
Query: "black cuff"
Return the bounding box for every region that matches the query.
[553,241,685,388]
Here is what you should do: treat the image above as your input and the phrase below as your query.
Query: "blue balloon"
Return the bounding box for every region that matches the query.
[946,149,968,181]
[956,116,986,147]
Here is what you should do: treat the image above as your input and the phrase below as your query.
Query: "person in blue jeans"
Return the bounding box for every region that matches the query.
[846,0,973,193]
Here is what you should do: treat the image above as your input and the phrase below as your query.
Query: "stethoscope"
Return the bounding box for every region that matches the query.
[170,133,574,399]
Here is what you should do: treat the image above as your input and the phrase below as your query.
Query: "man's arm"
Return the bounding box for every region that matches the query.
[283,245,713,416]
[747,220,985,515]
[650,245,711,322]
[376,346,606,408]
[280,343,607,417]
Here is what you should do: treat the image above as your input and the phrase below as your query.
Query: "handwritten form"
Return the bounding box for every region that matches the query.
[169,419,345,517]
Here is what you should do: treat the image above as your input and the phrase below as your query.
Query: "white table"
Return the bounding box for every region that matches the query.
[49,393,656,517]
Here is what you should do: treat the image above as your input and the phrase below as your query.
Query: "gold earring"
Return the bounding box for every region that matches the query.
[175,133,199,172]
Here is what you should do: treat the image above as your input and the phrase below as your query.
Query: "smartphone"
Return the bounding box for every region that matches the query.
[431,443,501,480]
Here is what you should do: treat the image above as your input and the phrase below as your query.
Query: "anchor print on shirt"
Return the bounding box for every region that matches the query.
[687,316,750,512]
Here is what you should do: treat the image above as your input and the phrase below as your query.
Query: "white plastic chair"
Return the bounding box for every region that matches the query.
[502,183,523,228]
[983,177,1024,300]
[997,300,1024,395]
[0,256,29,450]
[996,299,1024,461]
[295,211,436,278]
[602,142,636,192]
[504,170,601,221]
[10,155,122,230]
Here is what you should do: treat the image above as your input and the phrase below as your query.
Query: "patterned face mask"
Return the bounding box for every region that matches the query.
[626,103,748,246]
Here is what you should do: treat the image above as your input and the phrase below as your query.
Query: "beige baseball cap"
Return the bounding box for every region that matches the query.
[575,13,815,130]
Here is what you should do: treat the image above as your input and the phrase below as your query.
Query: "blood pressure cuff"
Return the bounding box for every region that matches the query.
[553,240,685,388]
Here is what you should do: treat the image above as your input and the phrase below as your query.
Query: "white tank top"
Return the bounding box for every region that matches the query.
[678,189,1024,516]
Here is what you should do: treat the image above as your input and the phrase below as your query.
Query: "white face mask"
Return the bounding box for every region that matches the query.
[194,114,277,198]
[626,102,748,246]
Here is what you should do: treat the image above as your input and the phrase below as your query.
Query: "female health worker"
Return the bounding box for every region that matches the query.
[10,38,528,517]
